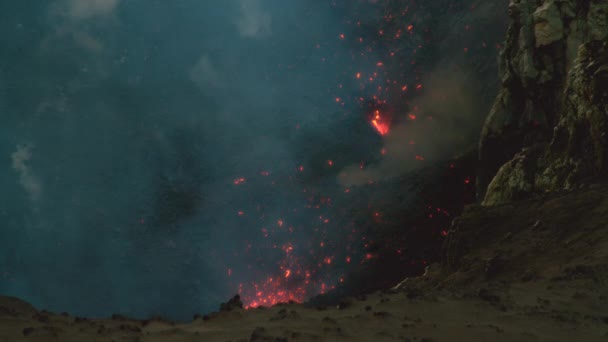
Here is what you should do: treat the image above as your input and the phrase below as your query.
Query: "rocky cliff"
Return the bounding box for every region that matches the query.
[478,0,608,205]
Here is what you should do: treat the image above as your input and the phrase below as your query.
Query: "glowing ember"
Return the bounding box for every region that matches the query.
[370,110,390,136]
[233,177,246,185]
[240,276,307,309]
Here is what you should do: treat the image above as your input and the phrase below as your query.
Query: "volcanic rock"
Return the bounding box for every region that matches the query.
[478,0,608,204]
[533,1,564,47]
[249,326,273,341]
[220,294,244,312]
[0,297,36,317]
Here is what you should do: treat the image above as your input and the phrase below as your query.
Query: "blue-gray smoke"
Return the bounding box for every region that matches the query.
[0,0,384,320]
[0,0,507,321]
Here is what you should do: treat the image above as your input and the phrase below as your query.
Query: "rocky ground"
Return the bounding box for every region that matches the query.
[2,182,607,341]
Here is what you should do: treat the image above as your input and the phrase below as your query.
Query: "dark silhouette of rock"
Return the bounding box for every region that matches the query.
[220,294,244,312]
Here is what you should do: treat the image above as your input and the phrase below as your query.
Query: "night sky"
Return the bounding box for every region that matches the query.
[0,0,507,321]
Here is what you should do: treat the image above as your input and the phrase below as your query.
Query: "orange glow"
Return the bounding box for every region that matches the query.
[370,110,390,136]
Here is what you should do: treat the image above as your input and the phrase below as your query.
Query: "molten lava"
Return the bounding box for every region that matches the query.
[371,110,390,136]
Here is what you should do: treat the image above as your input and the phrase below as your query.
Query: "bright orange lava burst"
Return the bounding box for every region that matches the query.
[371,110,390,136]
[240,276,307,309]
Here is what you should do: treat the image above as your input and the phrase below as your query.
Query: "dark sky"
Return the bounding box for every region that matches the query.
[0,0,507,321]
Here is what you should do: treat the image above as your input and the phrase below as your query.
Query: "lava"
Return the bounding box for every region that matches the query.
[370,110,390,136]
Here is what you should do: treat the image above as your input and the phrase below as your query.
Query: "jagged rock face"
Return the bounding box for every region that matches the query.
[478,0,608,205]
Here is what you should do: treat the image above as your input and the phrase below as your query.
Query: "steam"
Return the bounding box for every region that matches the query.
[190,55,226,90]
[11,144,42,202]
[236,0,272,38]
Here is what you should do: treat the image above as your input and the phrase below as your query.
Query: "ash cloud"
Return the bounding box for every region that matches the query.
[11,144,42,202]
